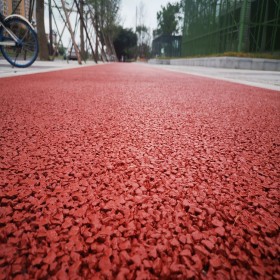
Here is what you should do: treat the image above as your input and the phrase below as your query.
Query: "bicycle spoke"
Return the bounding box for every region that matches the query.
[11,49,20,66]
[20,29,30,41]
[1,16,38,67]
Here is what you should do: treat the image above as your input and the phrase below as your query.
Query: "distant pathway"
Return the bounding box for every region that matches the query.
[0,64,279,279]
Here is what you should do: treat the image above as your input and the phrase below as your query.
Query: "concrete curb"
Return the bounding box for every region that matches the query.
[148,57,280,71]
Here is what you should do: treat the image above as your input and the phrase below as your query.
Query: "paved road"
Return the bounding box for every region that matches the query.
[0,63,279,279]
[1,58,280,91]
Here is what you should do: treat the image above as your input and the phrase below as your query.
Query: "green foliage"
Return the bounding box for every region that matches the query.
[84,0,121,59]
[113,27,137,60]
[137,43,151,59]
[86,0,120,27]
[58,45,66,56]
[156,2,182,36]
[135,25,151,59]
[136,25,148,34]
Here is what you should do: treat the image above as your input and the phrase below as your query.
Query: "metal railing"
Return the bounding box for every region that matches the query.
[181,0,280,56]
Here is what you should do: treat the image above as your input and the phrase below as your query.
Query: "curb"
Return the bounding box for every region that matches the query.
[148,57,280,71]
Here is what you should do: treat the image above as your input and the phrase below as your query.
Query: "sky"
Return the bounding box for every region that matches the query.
[44,0,173,50]
[120,0,172,32]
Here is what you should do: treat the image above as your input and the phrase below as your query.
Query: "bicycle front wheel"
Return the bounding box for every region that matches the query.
[0,16,39,68]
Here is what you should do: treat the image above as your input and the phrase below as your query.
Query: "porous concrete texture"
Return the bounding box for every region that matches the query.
[0,63,279,279]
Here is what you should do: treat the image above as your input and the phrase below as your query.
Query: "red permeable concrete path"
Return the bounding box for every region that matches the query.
[0,63,279,279]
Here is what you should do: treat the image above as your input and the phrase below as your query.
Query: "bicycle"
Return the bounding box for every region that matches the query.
[0,12,39,68]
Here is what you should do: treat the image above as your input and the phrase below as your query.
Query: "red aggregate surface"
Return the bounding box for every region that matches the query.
[0,63,279,279]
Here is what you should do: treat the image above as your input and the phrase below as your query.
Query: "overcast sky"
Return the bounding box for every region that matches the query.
[120,0,172,31]
[45,0,173,49]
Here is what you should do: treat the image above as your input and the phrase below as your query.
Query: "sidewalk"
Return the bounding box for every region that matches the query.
[0,59,97,78]
[146,64,280,91]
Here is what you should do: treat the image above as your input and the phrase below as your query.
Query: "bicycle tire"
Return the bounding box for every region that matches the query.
[0,16,39,68]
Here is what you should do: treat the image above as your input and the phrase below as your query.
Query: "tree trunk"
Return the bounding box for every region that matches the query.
[75,0,97,63]
[93,3,99,61]
[95,27,98,60]
[109,36,118,61]
[89,11,99,62]
[36,0,49,60]
[80,0,86,60]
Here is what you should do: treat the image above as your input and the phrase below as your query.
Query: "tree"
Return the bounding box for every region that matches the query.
[136,25,151,58]
[156,2,183,36]
[36,0,49,60]
[79,0,86,60]
[86,0,121,60]
[136,25,148,45]
[135,1,151,59]
[113,27,137,61]
[61,0,82,64]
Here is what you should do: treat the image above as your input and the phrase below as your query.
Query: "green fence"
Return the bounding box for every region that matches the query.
[182,0,280,56]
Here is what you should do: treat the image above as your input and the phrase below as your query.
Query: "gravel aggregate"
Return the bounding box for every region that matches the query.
[0,63,279,279]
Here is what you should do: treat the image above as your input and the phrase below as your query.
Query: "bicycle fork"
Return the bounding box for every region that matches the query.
[0,24,17,46]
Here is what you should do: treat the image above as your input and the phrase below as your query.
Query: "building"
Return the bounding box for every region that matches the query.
[181,0,280,56]
[0,0,33,18]
[152,35,182,58]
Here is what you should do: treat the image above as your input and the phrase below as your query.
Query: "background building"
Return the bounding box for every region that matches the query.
[152,34,182,58]
[181,0,280,56]
[0,0,33,18]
